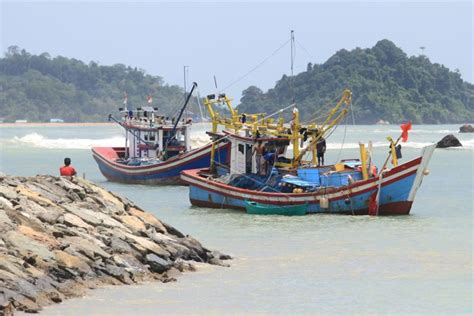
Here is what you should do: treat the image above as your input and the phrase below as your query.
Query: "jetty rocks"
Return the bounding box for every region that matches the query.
[0,175,231,314]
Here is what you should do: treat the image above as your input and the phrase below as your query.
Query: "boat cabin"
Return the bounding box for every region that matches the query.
[224,132,290,176]
[117,107,192,161]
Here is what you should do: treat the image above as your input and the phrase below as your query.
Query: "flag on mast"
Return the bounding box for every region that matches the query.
[400,121,412,142]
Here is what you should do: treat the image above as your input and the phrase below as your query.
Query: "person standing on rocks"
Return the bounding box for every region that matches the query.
[60,157,77,176]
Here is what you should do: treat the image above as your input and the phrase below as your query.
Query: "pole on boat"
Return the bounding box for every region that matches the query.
[204,95,219,173]
[183,66,189,102]
[291,103,300,165]
[184,66,189,119]
[108,114,148,144]
[359,142,369,180]
[164,82,198,157]
[369,122,412,216]
[378,121,411,176]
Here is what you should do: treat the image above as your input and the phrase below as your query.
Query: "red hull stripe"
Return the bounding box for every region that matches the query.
[182,156,421,199]
[92,142,229,176]
[181,159,421,206]
[190,199,413,215]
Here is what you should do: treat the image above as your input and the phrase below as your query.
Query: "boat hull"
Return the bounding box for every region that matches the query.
[92,142,230,185]
[181,145,435,215]
[245,201,307,216]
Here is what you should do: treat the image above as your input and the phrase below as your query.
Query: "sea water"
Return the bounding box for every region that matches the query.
[1,124,472,315]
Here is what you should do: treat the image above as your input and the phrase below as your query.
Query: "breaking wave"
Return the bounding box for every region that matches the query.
[6,132,213,150]
[327,139,474,150]
[190,134,212,148]
[371,129,458,134]
[8,133,125,149]
[6,132,473,151]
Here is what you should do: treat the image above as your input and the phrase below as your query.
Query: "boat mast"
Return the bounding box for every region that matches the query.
[123,93,129,158]
[164,82,197,157]
[290,30,301,165]
[184,65,189,119]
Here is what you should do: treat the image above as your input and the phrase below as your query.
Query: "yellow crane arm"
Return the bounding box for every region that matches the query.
[223,95,237,118]
[321,89,352,127]
[293,89,352,166]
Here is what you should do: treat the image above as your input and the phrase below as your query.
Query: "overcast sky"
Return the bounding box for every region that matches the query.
[1,1,472,102]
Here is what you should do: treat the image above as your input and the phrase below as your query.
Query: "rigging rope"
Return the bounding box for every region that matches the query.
[195,100,296,151]
[195,88,207,122]
[295,39,315,61]
[219,38,291,93]
[350,99,356,126]
[301,94,342,125]
[290,30,296,103]
[335,115,348,164]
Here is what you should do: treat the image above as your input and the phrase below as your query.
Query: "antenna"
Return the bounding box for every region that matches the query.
[123,92,128,111]
[290,30,295,103]
[290,30,295,77]
[420,46,426,56]
[213,75,218,89]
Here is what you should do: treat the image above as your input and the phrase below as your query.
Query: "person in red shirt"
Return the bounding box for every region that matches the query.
[60,158,77,176]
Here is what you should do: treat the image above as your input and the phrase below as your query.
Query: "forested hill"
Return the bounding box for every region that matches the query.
[237,40,474,124]
[0,46,193,122]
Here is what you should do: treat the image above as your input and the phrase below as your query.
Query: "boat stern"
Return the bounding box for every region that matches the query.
[407,144,436,203]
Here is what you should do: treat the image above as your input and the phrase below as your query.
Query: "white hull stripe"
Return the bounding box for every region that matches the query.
[182,161,421,203]
[408,144,436,201]
[93,142,228,175]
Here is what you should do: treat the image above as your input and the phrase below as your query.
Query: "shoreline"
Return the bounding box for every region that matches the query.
[1,122,472,128]
[0,122,214,128]
[0,122,115,127]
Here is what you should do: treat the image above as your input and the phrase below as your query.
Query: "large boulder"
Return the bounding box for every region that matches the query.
[145,253,171,273]
[437,134,463,148]
[459,124,474,133]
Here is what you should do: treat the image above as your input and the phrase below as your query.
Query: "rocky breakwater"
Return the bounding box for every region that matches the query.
[0,175,230,315]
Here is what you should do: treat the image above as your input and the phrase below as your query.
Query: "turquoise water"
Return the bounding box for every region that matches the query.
[1,124,472,315]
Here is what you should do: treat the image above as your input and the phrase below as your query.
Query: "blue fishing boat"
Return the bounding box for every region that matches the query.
[181,90,436,215]
[92,83,230,184]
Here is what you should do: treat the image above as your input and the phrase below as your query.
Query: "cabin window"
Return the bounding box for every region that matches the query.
[238,144,244,154]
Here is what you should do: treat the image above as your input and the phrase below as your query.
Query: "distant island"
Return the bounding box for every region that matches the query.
[237,39,474,124]
[1,40,473,123]
[0,46,190,122]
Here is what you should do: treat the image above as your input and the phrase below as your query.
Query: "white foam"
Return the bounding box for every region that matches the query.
[8,133,125,149]
[190,134,211,148]
[371,129,458,134]
[459,139,474,149]
[7,132,473,151]
[326,139,474,150]
[326,141,436,150]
